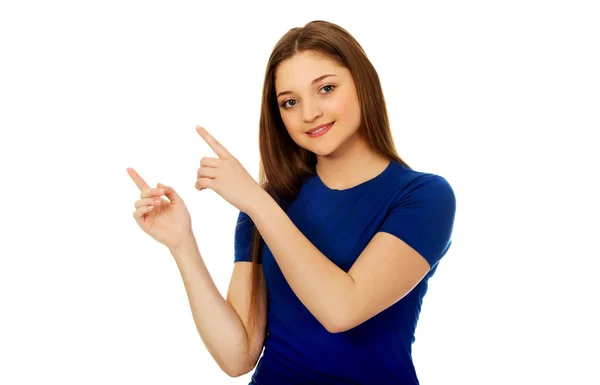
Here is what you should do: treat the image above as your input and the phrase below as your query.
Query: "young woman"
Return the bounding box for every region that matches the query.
[128,20,456,385]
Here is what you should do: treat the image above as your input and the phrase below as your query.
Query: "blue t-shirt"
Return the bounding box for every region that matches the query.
[234,160,456,385]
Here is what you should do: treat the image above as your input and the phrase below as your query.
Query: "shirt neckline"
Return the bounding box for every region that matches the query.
[315,160,393,193]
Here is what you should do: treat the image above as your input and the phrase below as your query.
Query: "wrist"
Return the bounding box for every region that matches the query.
[246,187,270,217]
[169,231,198,257]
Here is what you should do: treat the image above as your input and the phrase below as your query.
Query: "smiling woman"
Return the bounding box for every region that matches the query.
[231,20,456,385]
[273,51,364,158]
[128,19,456,385]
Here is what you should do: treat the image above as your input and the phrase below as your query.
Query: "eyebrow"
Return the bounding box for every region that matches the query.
[276,74,338,99]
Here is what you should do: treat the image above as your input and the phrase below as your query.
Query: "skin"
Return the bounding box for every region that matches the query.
[275,50,391,190]
[127,49,432,377]
[226,51,432,333]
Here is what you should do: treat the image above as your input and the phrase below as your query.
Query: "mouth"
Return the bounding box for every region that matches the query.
[306,121,335,137]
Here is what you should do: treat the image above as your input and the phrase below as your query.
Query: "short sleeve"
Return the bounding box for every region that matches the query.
[378,174,456,268]
[234,210,262,264]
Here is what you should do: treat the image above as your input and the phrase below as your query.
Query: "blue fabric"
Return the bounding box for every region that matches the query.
[234,160,456,385]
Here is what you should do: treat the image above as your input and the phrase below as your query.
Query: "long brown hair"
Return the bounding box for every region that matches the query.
[245,20,410,345]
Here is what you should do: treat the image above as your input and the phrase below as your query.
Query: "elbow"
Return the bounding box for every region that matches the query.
[224,363,251,378]
[324,313,351,334]
[225,369,247,379]
[325,303,363,333]
[325,321,350,334]
[222,356,256,378]
[325,324,343,334]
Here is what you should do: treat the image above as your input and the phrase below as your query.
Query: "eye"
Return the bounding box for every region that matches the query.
[279,84,336,109]
[281,99,297,109]
[320,84,336,93]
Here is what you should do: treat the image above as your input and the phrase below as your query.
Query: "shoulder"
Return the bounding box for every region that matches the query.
[377,164,456,267]
[386,162,455,204]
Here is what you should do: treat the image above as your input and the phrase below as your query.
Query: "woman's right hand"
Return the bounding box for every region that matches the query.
[127,167,192,250]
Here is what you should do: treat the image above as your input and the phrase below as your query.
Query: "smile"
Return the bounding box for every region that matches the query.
[306,122,334,138]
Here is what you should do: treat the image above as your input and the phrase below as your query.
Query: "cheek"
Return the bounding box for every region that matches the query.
[329,93,360,124]
[325,96,346,115]
[280,114,295,132]
[280,114,302,140]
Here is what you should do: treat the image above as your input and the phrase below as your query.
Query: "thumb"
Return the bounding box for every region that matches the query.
[157,183,181,203]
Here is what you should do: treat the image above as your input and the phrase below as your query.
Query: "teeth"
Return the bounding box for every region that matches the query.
[309,124,330,135]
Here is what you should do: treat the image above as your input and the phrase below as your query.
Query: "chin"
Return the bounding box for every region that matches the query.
[307,142,339,157]
[308,137,349,158]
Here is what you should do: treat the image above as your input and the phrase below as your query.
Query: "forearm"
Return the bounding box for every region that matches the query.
[170,235,251,376]
[247,191,356,332]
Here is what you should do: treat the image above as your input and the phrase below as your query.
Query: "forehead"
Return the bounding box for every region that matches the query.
[275,51,344,90]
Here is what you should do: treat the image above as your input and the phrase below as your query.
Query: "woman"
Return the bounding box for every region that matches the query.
[127,20,456,385]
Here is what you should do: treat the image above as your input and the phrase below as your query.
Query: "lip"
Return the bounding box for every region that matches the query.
[306,121,335,134]
[306,122,334,138]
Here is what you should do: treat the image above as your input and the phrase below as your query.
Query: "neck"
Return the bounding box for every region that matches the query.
[315,134,390,190]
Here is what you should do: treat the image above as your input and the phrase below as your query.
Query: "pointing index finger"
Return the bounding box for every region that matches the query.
[126,167,151,191]
[196,125,230,158]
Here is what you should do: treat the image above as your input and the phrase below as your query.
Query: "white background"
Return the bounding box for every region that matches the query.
[1,0,599,384]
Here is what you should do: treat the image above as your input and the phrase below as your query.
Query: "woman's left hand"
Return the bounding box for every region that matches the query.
[195,125,264,214]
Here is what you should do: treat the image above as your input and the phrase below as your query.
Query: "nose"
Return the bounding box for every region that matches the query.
[302,97,322,123]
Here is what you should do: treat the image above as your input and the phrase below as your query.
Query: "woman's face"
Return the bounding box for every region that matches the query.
[274,50,362,157]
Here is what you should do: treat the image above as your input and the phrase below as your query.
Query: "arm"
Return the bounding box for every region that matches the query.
[170,234,266,377]
[247,190,432,333]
